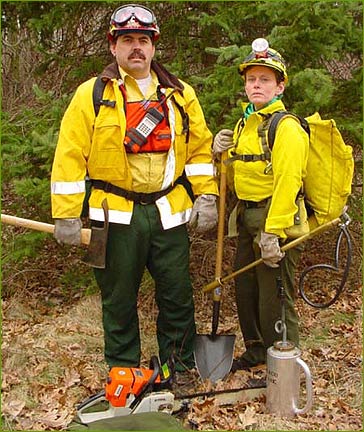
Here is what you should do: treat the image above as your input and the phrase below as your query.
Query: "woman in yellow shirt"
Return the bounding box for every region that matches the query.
[213,38,309,370]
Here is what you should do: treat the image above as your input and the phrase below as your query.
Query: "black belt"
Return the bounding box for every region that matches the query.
[91,180,176,205]
[242,199,268,209]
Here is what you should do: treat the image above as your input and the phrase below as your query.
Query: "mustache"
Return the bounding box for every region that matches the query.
[128,50,146,60]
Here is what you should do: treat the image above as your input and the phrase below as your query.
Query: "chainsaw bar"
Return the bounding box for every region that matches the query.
[172,378,266,412]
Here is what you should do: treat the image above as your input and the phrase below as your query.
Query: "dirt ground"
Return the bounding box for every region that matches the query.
[1,220,362,430]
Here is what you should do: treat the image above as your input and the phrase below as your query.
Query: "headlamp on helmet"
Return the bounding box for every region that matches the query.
[108,4,160,42]
[238,38,288,84]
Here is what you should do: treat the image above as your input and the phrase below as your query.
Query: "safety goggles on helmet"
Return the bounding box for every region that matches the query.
[108,4,160,41]
[112,4,155,26]
[238,38,288,84]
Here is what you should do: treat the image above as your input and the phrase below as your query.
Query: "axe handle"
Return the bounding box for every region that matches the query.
[211,151,228,335]
[203,216,342,293]
[214,151,228,297]
[1,214,91,245]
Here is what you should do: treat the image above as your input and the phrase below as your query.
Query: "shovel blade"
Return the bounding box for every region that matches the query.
[194,334,236,383]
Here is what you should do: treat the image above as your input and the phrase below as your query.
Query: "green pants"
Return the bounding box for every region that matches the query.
[234,205,303,365]
[94,204,196,371]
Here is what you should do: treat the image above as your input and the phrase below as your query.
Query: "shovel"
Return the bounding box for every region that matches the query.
[194,151,236,383]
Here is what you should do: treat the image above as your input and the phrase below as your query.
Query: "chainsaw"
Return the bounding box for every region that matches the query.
[77,354,267,425]
[76,356,175,424]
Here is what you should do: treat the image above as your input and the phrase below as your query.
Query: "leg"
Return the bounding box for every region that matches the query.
[146,205,196,371]
[234,208,266,365]
[280,245,303,346]
[256,241,302,349]
[255,261,283,349]
[93,207,149,368]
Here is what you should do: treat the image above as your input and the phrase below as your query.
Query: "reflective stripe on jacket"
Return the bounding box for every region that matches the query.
[229,100,309,238]
[51,62,218,229]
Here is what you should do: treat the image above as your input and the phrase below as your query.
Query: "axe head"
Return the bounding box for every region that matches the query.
[82,199,109,269]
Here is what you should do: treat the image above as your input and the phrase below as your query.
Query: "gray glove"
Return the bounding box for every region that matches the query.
[54,218,82,245]
[189,194,218,233]
[258,232,285,268]
[213,129,234,154]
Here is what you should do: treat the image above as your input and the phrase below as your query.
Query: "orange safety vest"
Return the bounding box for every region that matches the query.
[122,86,172,153]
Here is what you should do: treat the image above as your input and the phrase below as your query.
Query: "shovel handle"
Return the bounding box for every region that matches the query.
[1,214,91,245]
[203,216,342,293]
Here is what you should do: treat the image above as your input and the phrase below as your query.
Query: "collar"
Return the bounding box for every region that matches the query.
[117,66,160,99]
[99,61,184,93]
[118,66,158,86]
[241,99,286,117]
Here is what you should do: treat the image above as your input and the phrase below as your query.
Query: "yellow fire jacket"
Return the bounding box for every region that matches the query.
[229,99,309,239]
[51,62,218,229]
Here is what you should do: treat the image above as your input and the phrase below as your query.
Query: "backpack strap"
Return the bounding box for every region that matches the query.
[236,117,245,138]
[265,111,311,207]
[171,95,190,143]
[231,112,276,166]
[227,115,271,164]
[92,76,116,117]
[267,111,310,149]
[257,112,277,160]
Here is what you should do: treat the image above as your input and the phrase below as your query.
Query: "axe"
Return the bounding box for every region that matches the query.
[1,199,109,269]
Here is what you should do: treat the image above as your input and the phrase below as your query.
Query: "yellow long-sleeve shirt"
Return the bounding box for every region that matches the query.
[229,100,309,238]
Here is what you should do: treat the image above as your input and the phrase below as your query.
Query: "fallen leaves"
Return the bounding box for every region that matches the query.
[238,405,258,429]
[2,399,26,417]
[1,222,362,430]
[2,295,107,430]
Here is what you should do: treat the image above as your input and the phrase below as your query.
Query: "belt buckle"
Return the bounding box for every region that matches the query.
[138,192,151,205]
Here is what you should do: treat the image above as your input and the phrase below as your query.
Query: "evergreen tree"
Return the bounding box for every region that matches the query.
[1,1,362,264]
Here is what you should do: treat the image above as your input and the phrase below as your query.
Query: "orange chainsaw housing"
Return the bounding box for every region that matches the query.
[105,367,161,407]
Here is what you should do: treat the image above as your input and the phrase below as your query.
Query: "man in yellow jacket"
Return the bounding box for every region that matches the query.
[51,4,218,375]
[213,38,309,370]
